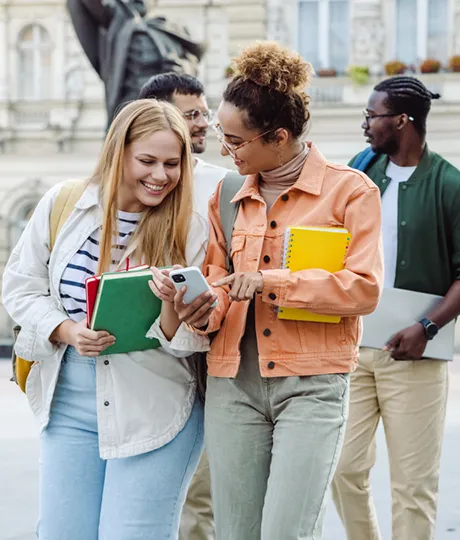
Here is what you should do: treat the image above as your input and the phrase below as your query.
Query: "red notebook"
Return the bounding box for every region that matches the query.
[85,264,149,327]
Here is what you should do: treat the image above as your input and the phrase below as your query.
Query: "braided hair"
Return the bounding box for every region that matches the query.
[374,76,441,137]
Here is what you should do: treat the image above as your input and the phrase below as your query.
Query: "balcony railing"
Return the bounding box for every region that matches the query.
[308,73,460,106]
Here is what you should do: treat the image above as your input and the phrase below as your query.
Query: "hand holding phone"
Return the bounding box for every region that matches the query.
[170,267,218,308]
[150,266,178,303]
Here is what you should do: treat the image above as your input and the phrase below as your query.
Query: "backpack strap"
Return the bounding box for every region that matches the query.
[352,147,380,172]
[219,171,246,272]
[49,180,87,251]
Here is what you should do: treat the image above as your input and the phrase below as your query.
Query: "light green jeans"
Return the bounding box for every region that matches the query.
[204,305,350,540]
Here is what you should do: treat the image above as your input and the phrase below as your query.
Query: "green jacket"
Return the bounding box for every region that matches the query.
[350,146,460,296]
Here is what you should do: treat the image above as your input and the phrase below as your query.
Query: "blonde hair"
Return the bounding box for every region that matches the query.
[92,99,194,273]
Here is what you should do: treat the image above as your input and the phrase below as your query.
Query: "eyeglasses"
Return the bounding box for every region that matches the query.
[182,109,213,124]
[362,110,414,123]
[213,123,275,157]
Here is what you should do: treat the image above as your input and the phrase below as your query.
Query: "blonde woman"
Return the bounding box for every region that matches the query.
[2,100,216,540]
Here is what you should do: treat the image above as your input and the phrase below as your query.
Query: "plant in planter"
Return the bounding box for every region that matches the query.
[347,65,369,85]
[317,68,337,77]
[224,64,235,79]
[420,59,441,74]
[385,61,407,76]
[449,55,460,73]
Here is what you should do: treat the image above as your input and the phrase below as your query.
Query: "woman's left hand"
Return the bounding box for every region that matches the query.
[212,272,263,302]
[149,265,183,303]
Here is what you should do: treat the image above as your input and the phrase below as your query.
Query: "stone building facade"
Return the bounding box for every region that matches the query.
[0,0,459,347]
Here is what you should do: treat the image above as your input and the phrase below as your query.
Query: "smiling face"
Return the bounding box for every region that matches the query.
[173,92,210,154]
[216,101,283,175]
[119,129,182,212]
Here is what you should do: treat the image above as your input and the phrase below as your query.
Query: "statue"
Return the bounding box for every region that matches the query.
[67,0,206,126]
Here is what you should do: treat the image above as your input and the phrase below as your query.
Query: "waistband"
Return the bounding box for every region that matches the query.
[63,346,97,365]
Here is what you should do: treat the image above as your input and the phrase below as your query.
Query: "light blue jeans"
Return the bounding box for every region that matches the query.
[38,347,204,540]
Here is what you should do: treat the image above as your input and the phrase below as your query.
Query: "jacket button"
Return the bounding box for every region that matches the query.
[269,293,277,301]
[270,220,277,229]
[104,360,109,366]
[401,221,407,227]
[104,401,110,407]
[263,328,271,337]
[268,361,275,369]
[402,184,407,191]
[281,194,289,201]
[400,260,406,266]
[264,255,271,263]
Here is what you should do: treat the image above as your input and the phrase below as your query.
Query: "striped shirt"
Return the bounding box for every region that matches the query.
[60,210,141,322]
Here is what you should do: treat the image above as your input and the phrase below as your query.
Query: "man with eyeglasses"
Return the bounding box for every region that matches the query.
[332,76,460,540]
[139,72,227,540]
[139,72,228,221]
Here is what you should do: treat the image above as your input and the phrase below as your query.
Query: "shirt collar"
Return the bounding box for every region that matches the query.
[373,144,433,184]
[74,180,101,210]
[231,142,327,203]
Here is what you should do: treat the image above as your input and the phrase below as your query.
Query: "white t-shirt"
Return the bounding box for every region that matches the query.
[193,157,229,220]
[381,161,417,288]
[60,211,141,322]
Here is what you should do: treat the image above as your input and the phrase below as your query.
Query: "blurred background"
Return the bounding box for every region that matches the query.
[0,1,460,539]
[0,0,459,347]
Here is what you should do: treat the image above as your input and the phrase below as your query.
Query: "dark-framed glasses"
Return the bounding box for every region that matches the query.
[362,109,414,123]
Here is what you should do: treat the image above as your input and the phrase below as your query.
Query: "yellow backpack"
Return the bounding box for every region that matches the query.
[11,180,87,393]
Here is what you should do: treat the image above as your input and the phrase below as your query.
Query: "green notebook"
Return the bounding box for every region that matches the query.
[91,268,162,355]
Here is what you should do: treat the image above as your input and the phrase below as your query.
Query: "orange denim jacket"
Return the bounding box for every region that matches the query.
[201,143,383,378]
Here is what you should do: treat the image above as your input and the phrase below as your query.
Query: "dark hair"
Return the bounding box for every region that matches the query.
[223,42,314,142]
[374,76,441,137]
[138,72,205,102]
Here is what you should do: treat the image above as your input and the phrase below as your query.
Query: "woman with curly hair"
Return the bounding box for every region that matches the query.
[173,42,384,539]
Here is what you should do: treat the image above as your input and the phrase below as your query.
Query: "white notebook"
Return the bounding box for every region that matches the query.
[361,288,455,361]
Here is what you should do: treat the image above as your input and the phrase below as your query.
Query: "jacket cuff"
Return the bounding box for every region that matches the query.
[146,316,210,358]
[260,269,290,306]
[16,309,68,362]
[189,307,221,336]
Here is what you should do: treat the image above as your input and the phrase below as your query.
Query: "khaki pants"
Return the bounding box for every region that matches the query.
[332,347,448,540]
[179,451,215,540]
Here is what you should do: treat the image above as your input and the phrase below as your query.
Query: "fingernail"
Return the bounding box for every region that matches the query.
[181,286,187,292]
[206,291,212,298]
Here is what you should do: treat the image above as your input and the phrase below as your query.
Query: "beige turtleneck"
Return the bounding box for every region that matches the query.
[258,145,309,213]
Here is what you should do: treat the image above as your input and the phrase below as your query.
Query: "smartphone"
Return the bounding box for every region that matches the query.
[170,267,218,307]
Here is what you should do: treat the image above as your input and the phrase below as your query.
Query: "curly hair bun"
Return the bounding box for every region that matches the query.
[232,41,314,94]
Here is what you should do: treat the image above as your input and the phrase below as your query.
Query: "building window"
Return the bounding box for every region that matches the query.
[298,0,349,73]
[17,24,52,100]
[395,0,448,66]
[427,0,448,61]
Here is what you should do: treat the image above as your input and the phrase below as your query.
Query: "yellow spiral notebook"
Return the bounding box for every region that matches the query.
[278,226,352,323]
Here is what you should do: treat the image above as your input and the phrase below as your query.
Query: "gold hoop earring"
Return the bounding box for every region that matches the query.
[276,145,284,167]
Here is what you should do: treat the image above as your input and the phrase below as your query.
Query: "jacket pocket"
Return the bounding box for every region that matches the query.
[296,321,327,354]
[338,317,359,345]
[230,235,246,271]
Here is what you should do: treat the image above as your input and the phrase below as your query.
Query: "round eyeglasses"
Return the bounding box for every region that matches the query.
[182,109,214,124]
[213,123,276,157]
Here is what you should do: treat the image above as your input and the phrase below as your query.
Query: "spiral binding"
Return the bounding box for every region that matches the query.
[279,232,294,314]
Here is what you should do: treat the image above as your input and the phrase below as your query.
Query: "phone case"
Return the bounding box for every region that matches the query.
[170,267,218,307]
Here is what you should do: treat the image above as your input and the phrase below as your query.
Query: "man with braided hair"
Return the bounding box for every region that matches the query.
[332,76,460,540]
